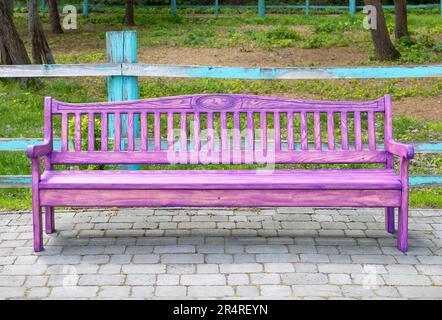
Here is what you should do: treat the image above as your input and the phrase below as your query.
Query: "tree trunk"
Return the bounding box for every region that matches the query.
[394,0,409,39]
[28,0,55,64]
[0,0,31,65]
[124,0,135,26]
[48,0,64,34]
[365,0,400,61]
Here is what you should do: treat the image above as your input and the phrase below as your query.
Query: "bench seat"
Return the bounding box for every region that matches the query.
[40,169,402,190]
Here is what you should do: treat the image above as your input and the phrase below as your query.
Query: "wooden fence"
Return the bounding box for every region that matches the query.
[0,30,441,187]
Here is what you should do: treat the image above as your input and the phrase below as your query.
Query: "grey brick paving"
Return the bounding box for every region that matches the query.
[0,207,441,299]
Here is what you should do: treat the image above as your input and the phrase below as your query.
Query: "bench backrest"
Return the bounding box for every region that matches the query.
[45,94,393,166]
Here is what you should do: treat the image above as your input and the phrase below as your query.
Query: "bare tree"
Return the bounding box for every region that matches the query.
[48,0,64,34]
[365,0,400,61]
[125,0,135,26]
[394,0,409,39]
[0,0,31,65]
[28,0,55,64]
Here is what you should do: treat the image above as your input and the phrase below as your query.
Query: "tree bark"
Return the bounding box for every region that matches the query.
[124,0,135,26]
[365,0,400,61]
[28,0,55,64]
[0,0,31,65]
[48,0,64,34]
[394,0,409,39]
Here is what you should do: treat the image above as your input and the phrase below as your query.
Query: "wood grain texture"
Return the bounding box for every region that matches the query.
[40,189,401,207]
[27,93,414,252]
[39,169,402,190]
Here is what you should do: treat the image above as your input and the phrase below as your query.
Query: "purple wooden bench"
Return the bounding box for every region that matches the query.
[27,94,414,252]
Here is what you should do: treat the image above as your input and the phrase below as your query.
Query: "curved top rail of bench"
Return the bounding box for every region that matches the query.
[51,94,387,113]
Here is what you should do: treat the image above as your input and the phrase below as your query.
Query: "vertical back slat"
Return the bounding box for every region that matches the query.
[233,112,241,164]
[88,112,95,151]
[180,112,187,153]
[340,112,349,150]
[354,111,362,151]
[194,112,201,153]
[127,112,134,151]
[260,111,267,155]
[287,112,294,150]
[233,112,241,151]
[300,111,308,150]
[368,111,376,150]
[327,111,335,150]
[140,112,147,151]
[314,112,321,150]
[101,113,108,151]
[274,111,280,151]
[74,112,81,151]
[207,112,214,161]
[220,112,228,161]
[61,113,68,152]
[246,111,254,163]
[114,112,121,151]
[154,112,161,151]
[167,112,174,151]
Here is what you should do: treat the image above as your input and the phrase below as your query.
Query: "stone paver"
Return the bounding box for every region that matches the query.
[0,207,441,299]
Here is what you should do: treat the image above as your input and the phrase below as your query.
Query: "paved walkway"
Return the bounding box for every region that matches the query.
[0,207,441,299]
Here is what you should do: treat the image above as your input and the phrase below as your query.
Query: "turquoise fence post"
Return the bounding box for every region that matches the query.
[106,31,140,170]
[440,0,442,16]
[83,0,89,17]
[349,0,356,15]
[258,0,265,17]
[171,0,177,15]
[305,0,309,16]
[41,0,45,17]
[215,0,219,17]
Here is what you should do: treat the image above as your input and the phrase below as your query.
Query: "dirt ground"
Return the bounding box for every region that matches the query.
[139,46,370,67]
[394,96,442,121]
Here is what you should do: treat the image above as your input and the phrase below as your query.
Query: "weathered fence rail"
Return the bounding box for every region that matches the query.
[1,64,442,79]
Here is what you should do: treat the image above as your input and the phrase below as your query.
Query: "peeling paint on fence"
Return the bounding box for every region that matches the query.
[1,64,441,79]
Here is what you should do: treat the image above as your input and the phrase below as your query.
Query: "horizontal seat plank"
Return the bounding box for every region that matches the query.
[39,169,401,190]
[40,189,401,207]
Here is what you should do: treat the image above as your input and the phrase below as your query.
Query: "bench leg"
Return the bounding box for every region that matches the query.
[45,206,55,234]
[32,197,43,252]
[397,193,409,252]
[385,207,395,234]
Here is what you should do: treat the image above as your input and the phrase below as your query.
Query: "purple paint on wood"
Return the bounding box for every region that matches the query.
[300,111,308,150]
[140,112,147,152]
[61,113,68,152]
[287,111,294,150]
[88,112,95,151]
[27,94,413,252]
[314,112,321,150]
[327,111,335,150]
[274,112,281,151]
[101,113,108,151]
[74,113,81,151]
[128,112,134,151]
[340,112,349,150]
[368,111,376,151]
[354,111,362,151]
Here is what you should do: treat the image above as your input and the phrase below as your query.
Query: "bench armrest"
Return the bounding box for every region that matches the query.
[385,139,414,160]
[26,140,52,159]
